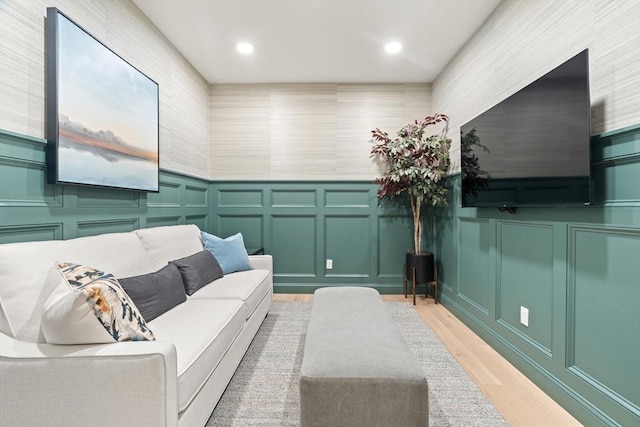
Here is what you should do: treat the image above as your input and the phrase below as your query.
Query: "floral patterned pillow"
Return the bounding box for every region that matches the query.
[56,262,155,342]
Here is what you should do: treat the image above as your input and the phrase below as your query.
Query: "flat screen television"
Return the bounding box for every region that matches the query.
[460,49,591,209]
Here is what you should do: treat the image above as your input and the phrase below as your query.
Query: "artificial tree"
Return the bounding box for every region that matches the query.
[370,113,452,257]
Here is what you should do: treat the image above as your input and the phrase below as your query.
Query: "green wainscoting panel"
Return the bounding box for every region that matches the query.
[593,161,640,205]
[217,189,263,207]
[211,182,411,293]
[0,157,62,207]
[0,223,63,243]
[270,215,317,277]
[433,178,459,293]
[325,215,371,277]
[0,129,212,243]
[497,221,554,356]
[77,218,140,237]
[569,226,640,411]
[458,218,492,314]
[439,124,640,426]
[591,124,640,206]
[185,185,208,207]
[434,215,456,292]
[591,126,640,161]
[377,214,413,278]
[143,170,211,230]
[146,216,182,228]
[76,186,139,207]
[271,189,317,207]
[186,214,208,231]
[324,189,371,207]
[0,130,47,163]
[148,181,181,207]
[217,215,264,249]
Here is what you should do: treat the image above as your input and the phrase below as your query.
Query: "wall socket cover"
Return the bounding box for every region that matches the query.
[326,259,333,269]
[520,306,529,327]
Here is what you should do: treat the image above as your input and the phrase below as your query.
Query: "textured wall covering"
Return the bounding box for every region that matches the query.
[0,0,211,178]
[433,0,640,172]
[210,83,431,180]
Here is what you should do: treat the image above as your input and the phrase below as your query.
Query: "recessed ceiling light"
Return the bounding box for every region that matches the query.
[236,42,254,55]
[384,41,402,54]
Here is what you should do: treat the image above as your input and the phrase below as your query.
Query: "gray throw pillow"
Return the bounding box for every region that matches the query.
[119,263,187,322]
[170,250,223,296]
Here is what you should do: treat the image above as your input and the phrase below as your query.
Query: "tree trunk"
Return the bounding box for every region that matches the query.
[411,195,422,254]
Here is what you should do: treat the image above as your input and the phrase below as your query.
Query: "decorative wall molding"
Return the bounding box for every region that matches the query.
[439,123,640,427]
[496,220,554,356]
[0,129,212,242]
[76,218,140,237]
[591,124,640,206]
[148,181,181,208]
[212,182,412,293]
[565,224,640,415]
[0,223,63,244]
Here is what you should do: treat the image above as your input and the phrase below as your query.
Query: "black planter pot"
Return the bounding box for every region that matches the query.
[405,251,435,284]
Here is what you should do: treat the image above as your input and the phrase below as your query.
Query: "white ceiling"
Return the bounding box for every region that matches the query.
[132,0,501,84]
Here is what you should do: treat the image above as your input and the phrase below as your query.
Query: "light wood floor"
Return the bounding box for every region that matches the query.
[274,293,583,427]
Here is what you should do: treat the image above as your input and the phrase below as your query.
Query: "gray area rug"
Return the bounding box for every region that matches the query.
[207,301,508,426]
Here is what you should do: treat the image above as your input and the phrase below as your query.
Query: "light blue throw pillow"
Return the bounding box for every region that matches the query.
[201,231,252,274]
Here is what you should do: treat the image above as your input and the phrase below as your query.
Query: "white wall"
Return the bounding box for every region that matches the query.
[210,83,432,180]
[433,0,640,173]
[0,0,211,178]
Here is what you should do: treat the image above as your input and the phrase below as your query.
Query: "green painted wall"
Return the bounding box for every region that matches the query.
[0,129,415,294]
[210,182,413,293]
[0,129,211,242]
[435,125,640,426]
[1,124,639,426]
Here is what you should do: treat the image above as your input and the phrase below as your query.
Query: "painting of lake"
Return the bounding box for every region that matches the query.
[49,8,159,191]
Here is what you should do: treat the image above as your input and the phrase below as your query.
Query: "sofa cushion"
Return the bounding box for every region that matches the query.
[0,231,154,343]
[135,225,204,271]
[189,269,271,319]
[148,299,245,412]
[201,232,252,274]
[119,263,187,322]
[170,251,224,296]
[50,262,155,342]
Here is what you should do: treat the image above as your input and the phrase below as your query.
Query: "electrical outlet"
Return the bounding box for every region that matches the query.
[326,259,333,270]
[520,306,529,327]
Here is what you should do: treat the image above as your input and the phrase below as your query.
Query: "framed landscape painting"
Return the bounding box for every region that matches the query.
[46,7,159,192]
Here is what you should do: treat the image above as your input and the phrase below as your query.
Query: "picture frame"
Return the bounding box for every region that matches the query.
[46,7,159,192]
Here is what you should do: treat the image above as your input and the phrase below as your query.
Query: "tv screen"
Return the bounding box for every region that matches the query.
[461,49,591,208]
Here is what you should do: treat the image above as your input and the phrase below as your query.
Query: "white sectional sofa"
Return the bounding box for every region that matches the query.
[0,224,273,427]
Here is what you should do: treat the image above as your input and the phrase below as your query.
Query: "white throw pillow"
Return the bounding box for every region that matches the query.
[42,285,115,344]
[41,262,155,344]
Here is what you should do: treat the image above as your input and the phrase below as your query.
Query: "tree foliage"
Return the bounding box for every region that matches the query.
[370,114,451,254]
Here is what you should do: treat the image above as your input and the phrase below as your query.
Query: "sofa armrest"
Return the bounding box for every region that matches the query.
[0,332,178,427]
[249,254,273,273]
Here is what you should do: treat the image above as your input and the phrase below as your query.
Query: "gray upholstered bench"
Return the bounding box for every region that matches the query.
[299,287,428,427]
